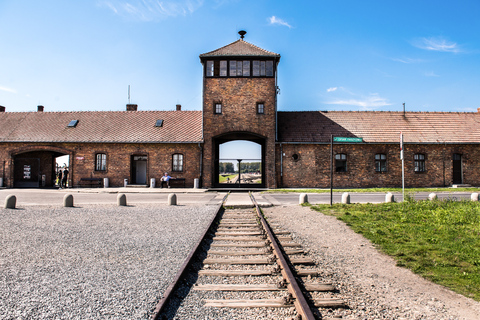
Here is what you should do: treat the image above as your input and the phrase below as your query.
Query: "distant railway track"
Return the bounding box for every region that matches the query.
[153,192,349,319]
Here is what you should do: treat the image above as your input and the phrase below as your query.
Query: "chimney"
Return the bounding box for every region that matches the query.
[37,105,44,112]
[126,104,138,111]
[0,106,5,112]
[176,104,181,111]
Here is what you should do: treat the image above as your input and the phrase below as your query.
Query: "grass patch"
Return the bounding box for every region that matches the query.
[265,187,480,193]
[311,199,480,301]
[218,174,237,183]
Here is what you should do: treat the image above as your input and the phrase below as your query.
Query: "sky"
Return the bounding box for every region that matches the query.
[1,0,480,114]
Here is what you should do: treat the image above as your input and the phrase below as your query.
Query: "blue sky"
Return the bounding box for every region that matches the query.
[1,0,480,114]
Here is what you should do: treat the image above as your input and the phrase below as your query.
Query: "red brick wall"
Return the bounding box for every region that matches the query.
[277,143,480,188]
[0,142,201,188]
[202,77,277,188]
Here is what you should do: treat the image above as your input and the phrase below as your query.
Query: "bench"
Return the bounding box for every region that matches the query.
[80,177,103,187]
[160,178,186,188]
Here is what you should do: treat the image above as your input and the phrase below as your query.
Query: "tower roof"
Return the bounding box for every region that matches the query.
[200,39,280,60]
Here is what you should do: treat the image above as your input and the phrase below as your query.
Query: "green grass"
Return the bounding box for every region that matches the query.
[218,174,237,183]
[311,199,480,301]
[265,187,480,193]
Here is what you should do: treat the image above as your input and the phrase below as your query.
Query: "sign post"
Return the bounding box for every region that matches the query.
[330,136,363,205]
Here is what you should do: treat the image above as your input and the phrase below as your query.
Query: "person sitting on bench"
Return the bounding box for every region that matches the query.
[160,172,171,188]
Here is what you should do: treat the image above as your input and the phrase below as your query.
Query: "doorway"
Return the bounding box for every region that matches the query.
[452,153,462,184]
[213,132,265,188]
[13,150,70,188]
[131,155,147,185]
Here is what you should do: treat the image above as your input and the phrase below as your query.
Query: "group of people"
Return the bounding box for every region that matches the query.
[56,170,170,189]
[57,168,69,189]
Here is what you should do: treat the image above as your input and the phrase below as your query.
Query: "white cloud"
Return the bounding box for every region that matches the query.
[413,37,461,53]
[99,0,203,20]
[326,87,338,92]
[326,93,391,110]
[391,57,424,64]
[268,16,292,28]
[0,86,17,94]
[424,71,440,77]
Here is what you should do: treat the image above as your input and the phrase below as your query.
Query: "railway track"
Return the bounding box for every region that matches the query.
[154,192,348,319]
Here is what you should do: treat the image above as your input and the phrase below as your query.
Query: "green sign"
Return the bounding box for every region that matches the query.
[333,137,363,143]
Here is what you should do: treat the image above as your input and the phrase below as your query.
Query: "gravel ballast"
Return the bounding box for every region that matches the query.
[263,205,480,320]
[0,204,218,319]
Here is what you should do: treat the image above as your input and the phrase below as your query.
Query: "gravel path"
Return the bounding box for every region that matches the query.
[0,204,218,320]
[263,205,480,320]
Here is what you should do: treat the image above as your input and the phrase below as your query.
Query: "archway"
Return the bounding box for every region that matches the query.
[214,132,265,188]
[13,148,70,188]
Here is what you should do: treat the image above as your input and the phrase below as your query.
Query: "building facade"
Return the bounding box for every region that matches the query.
[1,35,480,189]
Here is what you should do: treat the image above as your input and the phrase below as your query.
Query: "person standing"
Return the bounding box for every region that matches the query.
[57,169,63,188]
[62,167,69,188]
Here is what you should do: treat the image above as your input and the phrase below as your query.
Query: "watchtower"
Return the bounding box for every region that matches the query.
[200,31,280,188]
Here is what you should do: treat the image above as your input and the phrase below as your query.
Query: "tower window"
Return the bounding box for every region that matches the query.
[257,103,264,114]
[206,61,214,77]
[215,103,222,114]
[220,61,227,76]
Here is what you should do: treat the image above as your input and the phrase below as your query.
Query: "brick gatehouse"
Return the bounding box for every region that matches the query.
[1,33,480,189]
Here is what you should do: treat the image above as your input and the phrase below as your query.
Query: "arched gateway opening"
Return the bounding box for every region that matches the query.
[214,132,265,188]
[13,149,71,188]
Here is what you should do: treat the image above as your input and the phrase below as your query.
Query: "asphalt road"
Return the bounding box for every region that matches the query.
[1,188,477,207]
[263,191,475,205]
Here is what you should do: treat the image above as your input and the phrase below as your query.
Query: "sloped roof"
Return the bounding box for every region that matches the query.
[200,39,280,59]
[0,110,203,143]
[278,111,480,144]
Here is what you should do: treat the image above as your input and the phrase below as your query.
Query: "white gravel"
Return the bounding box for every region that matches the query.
[263,205,480,320]
[0,204,218,320]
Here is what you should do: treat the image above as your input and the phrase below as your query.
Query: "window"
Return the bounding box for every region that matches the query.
[414,154,425,172]
[209,59,274,77]
[253,60,260,76]
[67,120,79,127]
[257,103,264,114]
[206,60,227,77]
[220,60,227,76]
[229,60,237,76]
[266,61,274,76]
[375,154,387,172]
[206,61,214,77]
[172,154,184,172]
[243,61,250,76]
[215,103,222,114]
[95,153,106,171]
[335,154,347,172]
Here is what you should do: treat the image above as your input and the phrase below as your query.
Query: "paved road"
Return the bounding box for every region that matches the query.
[0,188,223,207]
[1,188,477,207]
[263,191,475,205]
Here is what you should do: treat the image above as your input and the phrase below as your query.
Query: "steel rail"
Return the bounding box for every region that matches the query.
[152,192,229,320]
[249,192,316,320]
